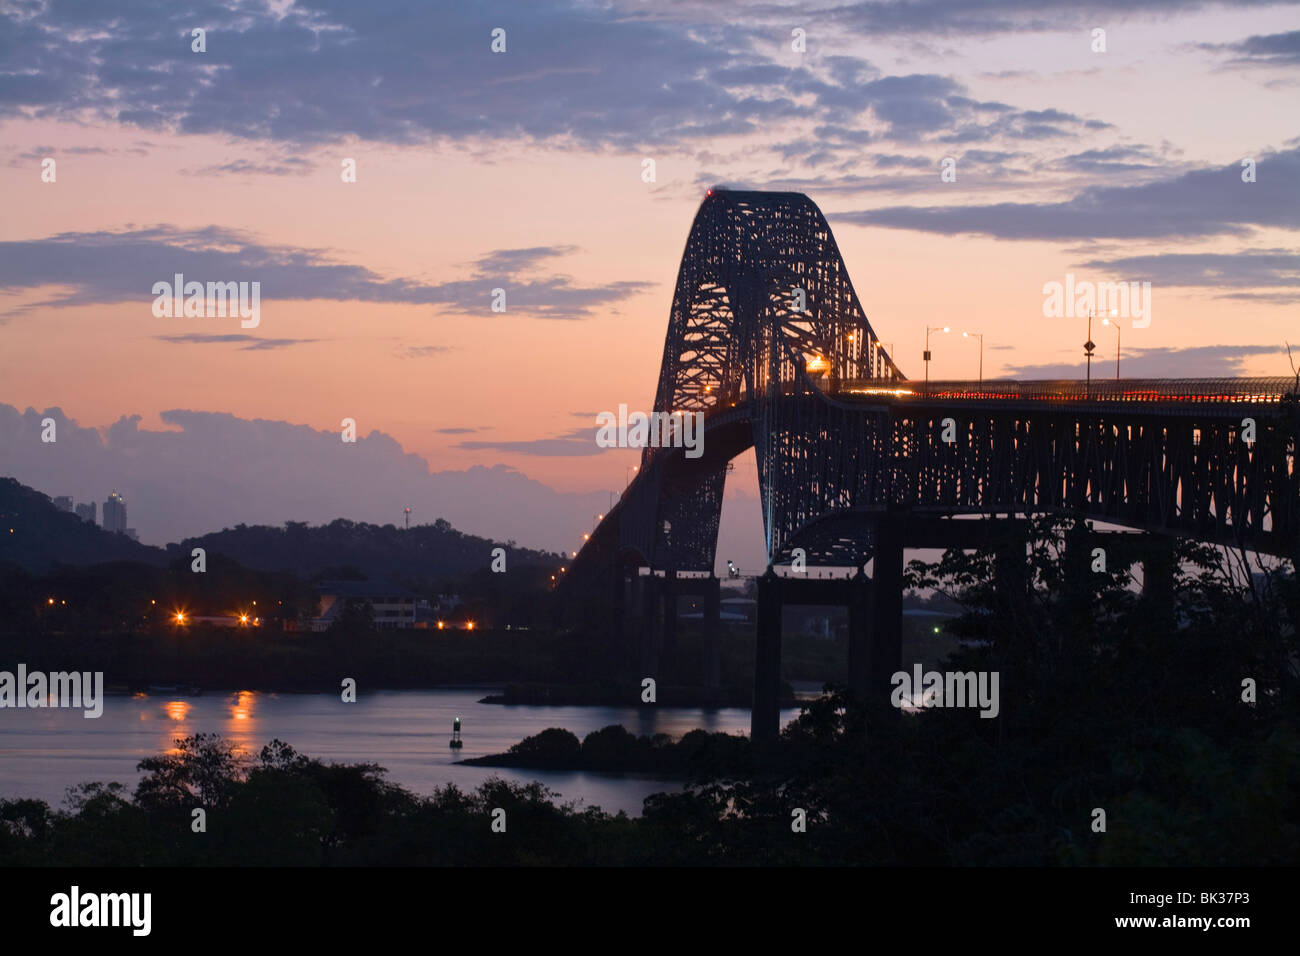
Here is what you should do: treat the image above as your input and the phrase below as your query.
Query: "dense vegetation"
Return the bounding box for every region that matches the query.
[463,724,754,775]
[0,478,164,569]
[0,476,563,585]
[174,517,562,587]
[3,517,1294,865]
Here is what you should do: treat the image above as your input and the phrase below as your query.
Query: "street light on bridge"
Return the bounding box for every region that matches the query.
[924,326,950,383]
[962,331,984,383]
[1101,316,1121,379]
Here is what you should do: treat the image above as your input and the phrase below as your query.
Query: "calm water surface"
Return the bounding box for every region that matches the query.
[0,688,800,816]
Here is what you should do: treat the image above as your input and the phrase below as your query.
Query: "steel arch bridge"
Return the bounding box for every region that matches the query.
[569,189,1300,587]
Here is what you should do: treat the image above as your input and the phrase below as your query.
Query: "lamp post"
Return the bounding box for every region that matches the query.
[1102,316,1121,379]
[962,331,984,382]
[626,464,638,489]
[1084,311,1096,396]
[924,326,950,384]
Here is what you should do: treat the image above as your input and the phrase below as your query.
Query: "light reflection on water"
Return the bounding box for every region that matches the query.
[0,688,798,816]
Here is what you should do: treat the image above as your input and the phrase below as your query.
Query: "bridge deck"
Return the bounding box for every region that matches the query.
[835,377,1297,407]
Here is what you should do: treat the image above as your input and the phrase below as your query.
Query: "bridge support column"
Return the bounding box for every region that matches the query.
[703,575,721,694]
[992,521,1030,626]
[847,566,871,703]
[611,568,627,676]
[1141,535,1177,621]
[661,570,678,675]
[869,515,905,715]
[752,569,782,744]
[1062,519,1094,632]
[639,574,660,679]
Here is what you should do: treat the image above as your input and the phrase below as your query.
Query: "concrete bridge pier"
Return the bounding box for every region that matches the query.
[752,568,783,744]
[1140,535,1177,619]
[611,567,628,675]
[637,573,661,679]
[661,570,678,669]
[847,566,870,703]
[750,519,907,742]
[868,515,905,717]
[702,576,721,693]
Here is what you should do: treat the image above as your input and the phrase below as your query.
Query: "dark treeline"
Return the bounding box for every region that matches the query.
[0,525,561,643]
[4,517,1296,865]
[176,517,564,586]
[0,475,565,634]
[463,725,754,775]
[0,476,565,585]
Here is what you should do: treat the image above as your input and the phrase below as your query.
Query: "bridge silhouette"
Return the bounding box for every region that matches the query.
[562,189,1300,740]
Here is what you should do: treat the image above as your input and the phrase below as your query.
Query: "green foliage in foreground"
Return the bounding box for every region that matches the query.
[464,724,753,776]
[2,518,1296,865]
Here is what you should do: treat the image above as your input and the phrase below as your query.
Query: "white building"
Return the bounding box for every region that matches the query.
[312,580,418,631]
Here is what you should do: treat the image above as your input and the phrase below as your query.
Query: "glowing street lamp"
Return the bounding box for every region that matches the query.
[626,464,638,489]
[924,326,950,383]
[1101,316,1121,379]
[962,331,984,382]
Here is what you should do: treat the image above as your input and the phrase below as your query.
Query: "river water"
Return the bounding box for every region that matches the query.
[0,688,801,816]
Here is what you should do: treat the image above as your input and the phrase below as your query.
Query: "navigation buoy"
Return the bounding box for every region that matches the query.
[450,715,463,749]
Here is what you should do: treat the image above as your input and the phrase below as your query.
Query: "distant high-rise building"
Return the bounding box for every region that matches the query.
[102,491,127,534]
[124,528,139,542]
[53,496,73,512]
[75,502,97,524]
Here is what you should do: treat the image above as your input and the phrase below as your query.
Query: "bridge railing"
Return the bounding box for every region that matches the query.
[835,377,1299,405]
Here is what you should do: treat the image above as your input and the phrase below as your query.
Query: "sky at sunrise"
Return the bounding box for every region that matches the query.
[1,0,1297,563]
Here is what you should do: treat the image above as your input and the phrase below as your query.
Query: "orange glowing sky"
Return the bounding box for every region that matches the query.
[1,0,1297,552]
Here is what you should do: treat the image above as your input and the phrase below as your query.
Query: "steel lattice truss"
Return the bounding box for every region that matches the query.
[565,191,1299,586]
